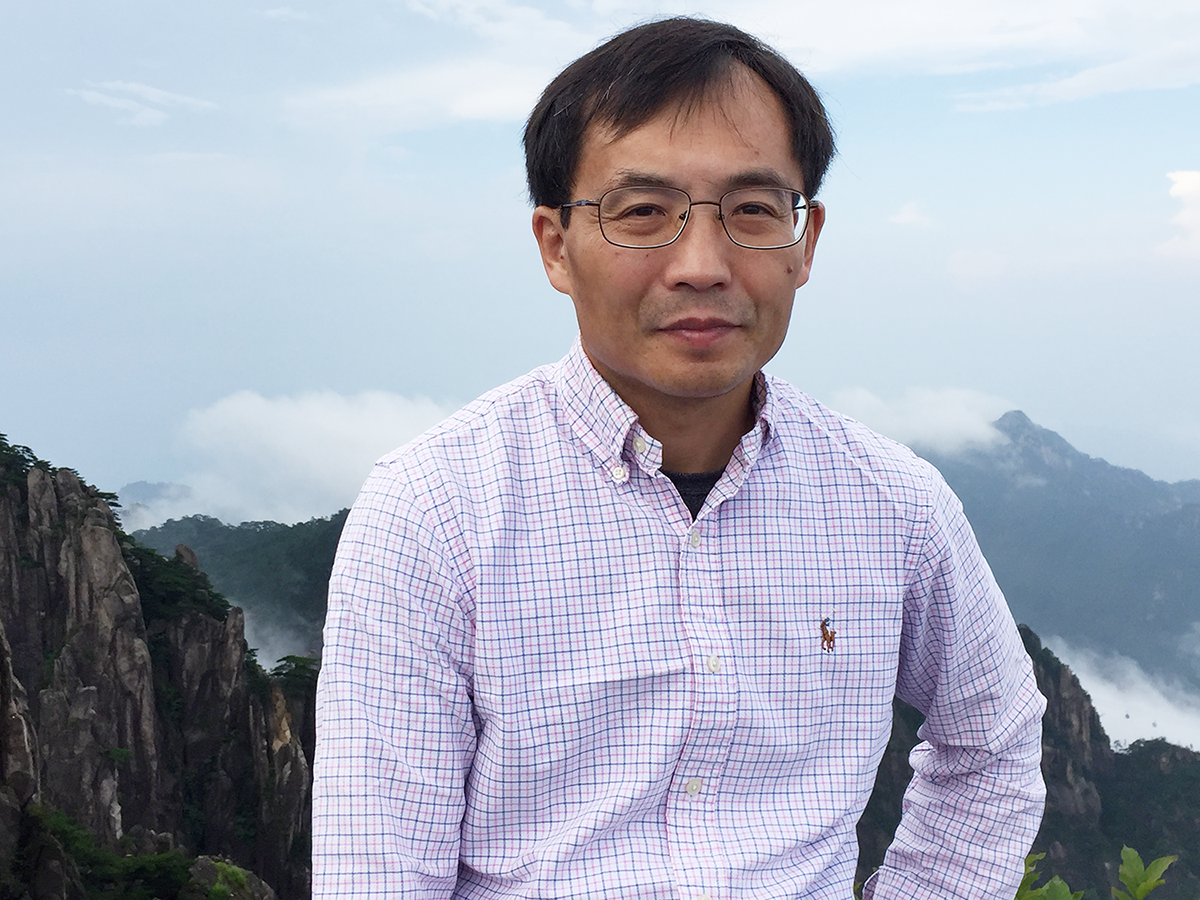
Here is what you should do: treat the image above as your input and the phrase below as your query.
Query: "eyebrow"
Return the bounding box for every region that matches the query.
[605,167,799,194]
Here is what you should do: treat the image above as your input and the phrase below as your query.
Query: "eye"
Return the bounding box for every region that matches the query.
[726,192,788,219]
[734,202,770,216]
[619,203,668,219]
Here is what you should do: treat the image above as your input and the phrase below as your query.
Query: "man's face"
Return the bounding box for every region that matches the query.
[532,69,824,418]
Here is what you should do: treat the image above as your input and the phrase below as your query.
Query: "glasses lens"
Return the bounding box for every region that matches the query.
[720,188,807,248]
[598,187,690,248]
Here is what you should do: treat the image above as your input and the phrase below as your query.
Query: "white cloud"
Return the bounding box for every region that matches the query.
[66,81,216,127]
[406,0,587,49]
[95,81,218,111]
[701,0,1200,93]
[284,59,552,132]
[1046,635,1200,750]
[305,0,1200,130]
[1157,170,1200,261]
[828,386,1011,453]
[66,89,168,127]
[889,202,933,227]
[262,6,312,21]
[131,390,457,526]
[955,39,1200,110]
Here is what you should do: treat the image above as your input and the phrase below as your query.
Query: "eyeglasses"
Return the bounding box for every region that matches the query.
[560,185,813,250]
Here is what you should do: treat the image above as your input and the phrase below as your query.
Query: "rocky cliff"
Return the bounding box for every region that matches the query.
[856,626,1198,899]
[0,442,312,900]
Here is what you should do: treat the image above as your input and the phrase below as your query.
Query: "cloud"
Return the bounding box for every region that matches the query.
[95,81,217,111]
[66,89,168,127]
[1157,170,1200,261]
[261,6,312,21]
[67,81,216,126]
[303,0,1200,131]
[828,386,1011,454]
[955,39,1200,110]
[284,59,552,132]
[406,0,586,49]
[1046,635,1200,750]
[889,202,933,227]
[127,391,457,527]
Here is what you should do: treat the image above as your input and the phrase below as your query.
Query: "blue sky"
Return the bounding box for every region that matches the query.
[3,0,1199,528]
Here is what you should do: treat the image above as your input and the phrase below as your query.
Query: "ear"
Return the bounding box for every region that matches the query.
[532,206,574,296]
[792,200,826,289]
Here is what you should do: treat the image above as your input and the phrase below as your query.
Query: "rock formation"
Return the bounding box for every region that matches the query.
[0,452,312,900]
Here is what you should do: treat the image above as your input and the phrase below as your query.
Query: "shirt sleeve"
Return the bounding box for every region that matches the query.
[312,463,477,900]
[863,467,1047,900]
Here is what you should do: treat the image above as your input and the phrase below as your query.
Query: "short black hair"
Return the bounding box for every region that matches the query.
[523,17,835,213]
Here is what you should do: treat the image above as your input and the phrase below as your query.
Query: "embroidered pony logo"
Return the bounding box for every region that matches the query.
[820,617,837,653]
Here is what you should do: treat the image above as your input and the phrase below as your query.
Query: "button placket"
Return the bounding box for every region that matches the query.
[670,492,733,900]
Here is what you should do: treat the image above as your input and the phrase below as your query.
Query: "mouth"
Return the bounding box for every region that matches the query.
[659,316,740,349]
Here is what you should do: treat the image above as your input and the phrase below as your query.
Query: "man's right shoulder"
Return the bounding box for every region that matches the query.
[372,361,564,488]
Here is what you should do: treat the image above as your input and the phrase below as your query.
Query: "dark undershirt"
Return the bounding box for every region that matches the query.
[661,468,725,520]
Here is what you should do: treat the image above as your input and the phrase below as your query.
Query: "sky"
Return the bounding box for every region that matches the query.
[2,2,1199,736]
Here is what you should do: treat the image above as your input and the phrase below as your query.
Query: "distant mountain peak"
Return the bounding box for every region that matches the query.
[991,410,1090,469]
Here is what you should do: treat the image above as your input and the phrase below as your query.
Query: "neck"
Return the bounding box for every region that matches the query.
[656,399,751,472]
[596,368,756,473]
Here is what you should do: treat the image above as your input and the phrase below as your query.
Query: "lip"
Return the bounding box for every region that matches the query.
[659,316,740,349]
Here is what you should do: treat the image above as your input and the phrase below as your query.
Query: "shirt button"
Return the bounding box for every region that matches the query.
[609,464,629,484]
[706,654,721,674]
[699,894,712,900]
[685,777,702,796]
[689,529,701,548]
[633,435,647,454]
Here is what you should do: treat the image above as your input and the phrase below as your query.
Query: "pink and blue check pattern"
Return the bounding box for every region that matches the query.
[313,340,1045,900]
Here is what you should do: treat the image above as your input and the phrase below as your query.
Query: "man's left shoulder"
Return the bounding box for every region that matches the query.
[763,375,941,497]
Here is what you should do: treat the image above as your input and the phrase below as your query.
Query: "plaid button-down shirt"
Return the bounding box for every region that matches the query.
[313,340,1045,900]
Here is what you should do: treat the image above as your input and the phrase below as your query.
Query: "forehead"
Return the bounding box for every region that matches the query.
[575,70,804,194]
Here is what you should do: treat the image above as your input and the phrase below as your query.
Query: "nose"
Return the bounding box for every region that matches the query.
[665,201,732,291]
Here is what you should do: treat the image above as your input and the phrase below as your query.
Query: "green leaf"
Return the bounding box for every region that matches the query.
[1037,877,1084,900]
[1016,855,1082,900]
[1016,853,1047,899]
[1115,847,1177,900]
[1141,854,1178,889]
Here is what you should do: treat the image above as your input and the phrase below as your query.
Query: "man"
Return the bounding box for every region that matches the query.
[313,17,1045,900]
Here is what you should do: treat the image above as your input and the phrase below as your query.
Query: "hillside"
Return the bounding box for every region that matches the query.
[134,512,346,665]
[918,411,1200,690]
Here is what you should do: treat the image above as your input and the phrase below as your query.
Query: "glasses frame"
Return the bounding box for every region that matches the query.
[559,185,813,251]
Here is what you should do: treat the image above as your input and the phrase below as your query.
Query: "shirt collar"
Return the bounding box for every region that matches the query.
[554,336,776,474]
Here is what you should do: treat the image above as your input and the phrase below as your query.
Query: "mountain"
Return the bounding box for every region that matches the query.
[133,512,346,665]
[0,435,314,900]
[918,411,1200,690]
[136,410,1200,688]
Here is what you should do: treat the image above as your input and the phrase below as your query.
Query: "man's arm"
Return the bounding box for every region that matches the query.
[312,464,477,899]
[864,470,1046,900]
